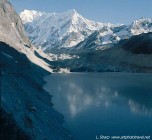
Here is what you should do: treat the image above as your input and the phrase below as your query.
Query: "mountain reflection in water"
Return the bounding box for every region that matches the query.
[44,73,152,138]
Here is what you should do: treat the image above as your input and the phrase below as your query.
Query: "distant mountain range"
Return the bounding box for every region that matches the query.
[62,33,152,73]
[20,9,152,52]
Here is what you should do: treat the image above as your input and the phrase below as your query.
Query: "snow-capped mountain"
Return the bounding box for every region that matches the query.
[20,9,114,51]
[113,17,152,39]
[58,32,152,73]
[74,17,152,51]
[74,27,121,51]
[130,17,152,35]
[20,9,152,52]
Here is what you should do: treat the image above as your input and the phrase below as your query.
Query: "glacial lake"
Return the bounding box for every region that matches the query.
[44,73,152,140]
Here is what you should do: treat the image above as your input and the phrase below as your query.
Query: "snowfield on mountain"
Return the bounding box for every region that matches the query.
[20,9,152,52]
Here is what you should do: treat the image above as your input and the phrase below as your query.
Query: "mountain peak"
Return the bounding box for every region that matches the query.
[20,9,80,24]
[132,17,152,24]
[64,9,80,18]
[130,17,152,35]
[20,10,44,23]
[20,8,152,51]
[66,9,78,14]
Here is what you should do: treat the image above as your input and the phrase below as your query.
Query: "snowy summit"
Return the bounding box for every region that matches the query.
[20,9,152,52]
[20,9,112,50]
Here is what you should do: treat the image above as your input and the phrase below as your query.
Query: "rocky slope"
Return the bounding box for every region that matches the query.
[20,9,152,52]
[0,0,72,139]
[1,42,72,140]
[0,0,30,48]
[0,0,55,72]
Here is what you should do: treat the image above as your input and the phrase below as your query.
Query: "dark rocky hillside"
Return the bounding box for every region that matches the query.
[0,0,72,139]
[54,32,152,73]
[0,42,72,140]
[120,33,152,54]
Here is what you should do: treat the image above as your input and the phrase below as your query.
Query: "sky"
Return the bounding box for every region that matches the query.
[9,0,152,24]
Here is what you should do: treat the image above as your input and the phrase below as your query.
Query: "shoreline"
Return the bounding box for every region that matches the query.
[1,42,73,140]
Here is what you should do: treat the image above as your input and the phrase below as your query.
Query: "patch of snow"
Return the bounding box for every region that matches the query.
[58,68,70,73]
[131,17,152,35]
[48,53,79,61]
[20,10,45,23]
[11,22,15,28]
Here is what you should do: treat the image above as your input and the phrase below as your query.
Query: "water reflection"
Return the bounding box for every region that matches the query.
[44,73,152,138]
[129,100,152,116]
[60,83,119,117]
[44,73,152,118]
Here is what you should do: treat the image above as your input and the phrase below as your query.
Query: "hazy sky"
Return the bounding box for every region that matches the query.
[9,0,152,24]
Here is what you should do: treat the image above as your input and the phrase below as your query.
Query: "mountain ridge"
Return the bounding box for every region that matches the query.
[20,9,114,51]
[20,9,152,52]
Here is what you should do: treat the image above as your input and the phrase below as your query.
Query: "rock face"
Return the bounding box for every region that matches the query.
[0,0,54,72]
[20,9,152,52]
[0,0,30,47]
[121,32,152,54]
[1,42,72,140]
[0,0,72,139]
